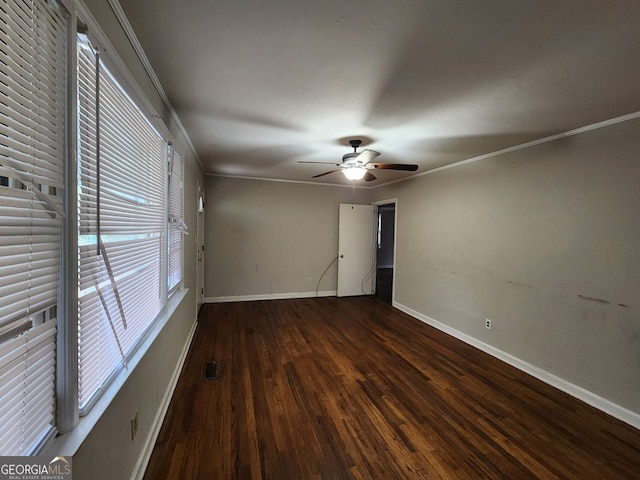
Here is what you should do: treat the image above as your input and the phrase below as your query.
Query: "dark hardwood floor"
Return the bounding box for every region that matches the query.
[144,297,640,479]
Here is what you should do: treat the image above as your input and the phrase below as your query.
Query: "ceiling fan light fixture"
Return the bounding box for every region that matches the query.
[343,167,367,180]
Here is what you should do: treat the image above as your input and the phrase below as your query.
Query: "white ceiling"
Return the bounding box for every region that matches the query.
[120,0,640,186]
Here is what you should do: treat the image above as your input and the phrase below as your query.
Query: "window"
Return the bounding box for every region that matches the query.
[0,0,188,452]
[76,39,167,410]
[167,145,184,292]
[0,0,68,454]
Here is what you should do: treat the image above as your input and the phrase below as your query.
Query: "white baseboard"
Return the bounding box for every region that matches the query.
[131,317,199,480]
[393,301,640,430]
[205,290,337,303]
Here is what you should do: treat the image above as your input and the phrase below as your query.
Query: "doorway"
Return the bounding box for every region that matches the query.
[374,201,396,303]
[196,184,205,311]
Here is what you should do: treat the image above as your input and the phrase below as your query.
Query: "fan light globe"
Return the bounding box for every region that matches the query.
[343,167,366,180]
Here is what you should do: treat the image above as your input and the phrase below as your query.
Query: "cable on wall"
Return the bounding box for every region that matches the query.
[361,259,376,295]
[316,255,339,297]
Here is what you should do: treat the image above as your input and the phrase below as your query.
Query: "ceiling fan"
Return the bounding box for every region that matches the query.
[299,139,418,181]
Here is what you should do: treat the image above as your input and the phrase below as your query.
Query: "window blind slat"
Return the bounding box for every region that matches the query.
[0,52,64,126]
[0,110,63,155]
[0,8,66,97]
[0,318,57,455]
[0,58,63,132]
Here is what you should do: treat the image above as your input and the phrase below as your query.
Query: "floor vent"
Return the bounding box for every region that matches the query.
[203,361,218,380]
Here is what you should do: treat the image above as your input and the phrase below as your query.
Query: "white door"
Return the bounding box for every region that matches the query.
[196,185,205,309]
[337,204,376,297]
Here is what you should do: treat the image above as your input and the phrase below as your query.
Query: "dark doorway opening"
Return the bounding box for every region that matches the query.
[375,203,395,303]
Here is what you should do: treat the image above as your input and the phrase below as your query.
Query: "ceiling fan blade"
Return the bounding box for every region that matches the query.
[356,149,381,165]
[298,161,341,165]
[311,169,341,178]
[363,171,377,182]
[367,163,418,171]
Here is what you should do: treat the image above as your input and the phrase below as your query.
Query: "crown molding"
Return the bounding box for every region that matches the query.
[374,110,640,189]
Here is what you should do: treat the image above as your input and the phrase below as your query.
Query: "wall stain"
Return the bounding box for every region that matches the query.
[577,294,610,305]
[507,280,532,288]
[617,303,630,309]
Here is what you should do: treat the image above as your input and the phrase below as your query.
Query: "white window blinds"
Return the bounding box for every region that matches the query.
[0,0,67,454]
[77,42,166,410]
[167,145,184,292]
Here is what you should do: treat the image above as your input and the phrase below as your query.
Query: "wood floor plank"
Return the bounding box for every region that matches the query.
[143,297,640,479]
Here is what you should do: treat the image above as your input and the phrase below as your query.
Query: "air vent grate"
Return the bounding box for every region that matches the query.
[203,361,218,380]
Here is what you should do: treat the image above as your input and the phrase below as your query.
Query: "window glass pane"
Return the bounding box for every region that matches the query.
[168,146,184,292]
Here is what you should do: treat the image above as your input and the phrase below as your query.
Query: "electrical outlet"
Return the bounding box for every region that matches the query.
[485,319,492,329]
[131,411,139,440]
[308,277,313,284]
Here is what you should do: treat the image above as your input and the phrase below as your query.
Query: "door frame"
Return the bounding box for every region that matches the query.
[196,183,205,311]
[372,198,398,303]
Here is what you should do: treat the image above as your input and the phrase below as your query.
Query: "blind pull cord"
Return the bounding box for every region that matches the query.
[98,238,128,330]
[95,281,127,364]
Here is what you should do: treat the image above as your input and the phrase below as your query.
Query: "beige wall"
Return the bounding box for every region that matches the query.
[372,117,640,413]
[204,176,370,300]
